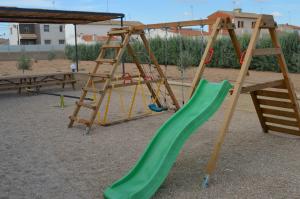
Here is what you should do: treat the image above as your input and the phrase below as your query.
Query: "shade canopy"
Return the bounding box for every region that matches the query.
[0,6,124,24]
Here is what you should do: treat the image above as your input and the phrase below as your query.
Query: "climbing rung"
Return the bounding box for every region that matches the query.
[76,101,97,110]
[96,59,117,64]
[83,87,104,94]
[256,90,290,99]
[267,125,300,136]
[264,116,299,127]
[102,44,122,49]
[89,73,111,78]
[261,108,297,118]
[258,99,294,109]
[252,48,281,56]
[69,116,90,125]
[108,29,129,35]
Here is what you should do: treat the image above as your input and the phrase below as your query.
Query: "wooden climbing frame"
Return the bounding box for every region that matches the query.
[68,27,180,133]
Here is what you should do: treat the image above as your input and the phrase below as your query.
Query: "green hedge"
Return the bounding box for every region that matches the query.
[65,31,300,73]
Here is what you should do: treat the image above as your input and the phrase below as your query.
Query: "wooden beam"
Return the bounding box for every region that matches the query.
[133,19,216,30]
[108,79,161,89]
[241,79,285,93]
[252,48,281,56]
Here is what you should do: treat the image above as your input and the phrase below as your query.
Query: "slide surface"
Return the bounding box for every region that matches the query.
[104,79,232,199]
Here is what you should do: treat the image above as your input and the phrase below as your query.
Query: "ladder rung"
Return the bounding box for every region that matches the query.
[69,116,90,125]
[96,59,117,64]
[264,116,299,127]
[83,87,104,94]
[253,48,281,56]
[267,125,300,136]
[261,108,296,118]
[76,101,97,110]
[258,99,294,109]
[89,73,111,78]
[108,29,128,35]
[256,90,290,99]
[102,44,122,49]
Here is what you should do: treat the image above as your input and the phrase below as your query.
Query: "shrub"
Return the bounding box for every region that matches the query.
[17,55,32,73]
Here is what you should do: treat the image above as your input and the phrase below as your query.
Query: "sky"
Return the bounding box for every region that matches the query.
[0,0,299,38]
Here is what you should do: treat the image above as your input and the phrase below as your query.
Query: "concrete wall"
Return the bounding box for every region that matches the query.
[9,23,19,45]
[40,24,66,45]
[0,51,65,61]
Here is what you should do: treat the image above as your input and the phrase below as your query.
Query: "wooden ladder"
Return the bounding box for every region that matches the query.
[68,28,132,133]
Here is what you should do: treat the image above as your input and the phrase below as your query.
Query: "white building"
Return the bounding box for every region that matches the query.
[65,20,143,45]
[9,23,65,45]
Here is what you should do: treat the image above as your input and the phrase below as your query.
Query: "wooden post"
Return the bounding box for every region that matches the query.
[203,16,263,185]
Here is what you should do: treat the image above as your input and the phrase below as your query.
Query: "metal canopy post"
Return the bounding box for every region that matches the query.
[74,24,79,72]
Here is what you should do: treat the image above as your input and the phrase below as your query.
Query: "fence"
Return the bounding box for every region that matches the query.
[0,44,65,53]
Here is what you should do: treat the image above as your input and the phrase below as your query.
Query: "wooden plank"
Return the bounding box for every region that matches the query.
[256,90,289,99]
[251,92,268,132]
[261,108,296,118]
[101,44,122,49]
[264,116,299,127]
[69,116,90,125]
[252,48,281,56]
[133,19,216,30]
[267,125,300,136]
[258,99,294,109]
[108,29,128,35]
[241,79,285,93]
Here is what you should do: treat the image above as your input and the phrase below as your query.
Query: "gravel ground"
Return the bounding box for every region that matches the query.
[0,85,300,199]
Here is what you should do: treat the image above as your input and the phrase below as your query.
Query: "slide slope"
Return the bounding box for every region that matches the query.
[104,79,232,199]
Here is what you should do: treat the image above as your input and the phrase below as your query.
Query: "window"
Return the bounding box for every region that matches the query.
[59,39,65,44]
[251,21,256,29]
[44,25,50,32]
[45,40,51,45]
[24,26,30,33]
[59,25,63,32]
[237,21,244,28]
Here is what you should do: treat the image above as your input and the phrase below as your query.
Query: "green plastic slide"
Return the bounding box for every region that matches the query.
[104,79,232,199]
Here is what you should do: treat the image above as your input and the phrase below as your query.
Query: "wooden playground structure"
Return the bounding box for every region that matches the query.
[68,14,300,186]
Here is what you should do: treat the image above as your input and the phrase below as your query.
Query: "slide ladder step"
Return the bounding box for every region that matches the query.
[96,59,117,64]
[108,29,129,35]
[69,116,91,125]
[102,44,122,49]
[76,101,97,110]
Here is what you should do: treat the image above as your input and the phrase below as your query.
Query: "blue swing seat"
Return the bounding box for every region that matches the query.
[148,103,168,112]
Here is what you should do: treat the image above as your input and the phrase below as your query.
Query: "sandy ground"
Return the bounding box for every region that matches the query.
[0,60,300,198]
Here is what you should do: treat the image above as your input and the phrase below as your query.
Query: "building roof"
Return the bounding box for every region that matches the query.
[0,6,124,24]
[278,23,300,30]
[208,10,259,19]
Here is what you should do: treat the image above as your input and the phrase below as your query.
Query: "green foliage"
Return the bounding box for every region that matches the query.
[17,55,32,73]
[64,32,300,73]
[47,51,56,61]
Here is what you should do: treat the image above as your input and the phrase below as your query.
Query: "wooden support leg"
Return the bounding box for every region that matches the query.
[203,16,263,188]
